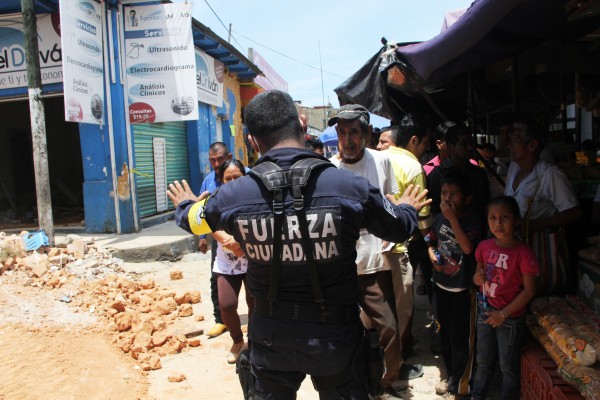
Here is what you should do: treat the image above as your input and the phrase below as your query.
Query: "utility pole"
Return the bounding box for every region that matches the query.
[21,0,54,245]
[228,23,232,43]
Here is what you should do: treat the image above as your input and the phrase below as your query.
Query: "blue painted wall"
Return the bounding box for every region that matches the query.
[187,102,216,196]
[80,8,135,233]
[188,88,239,196]
[214,87,239,160]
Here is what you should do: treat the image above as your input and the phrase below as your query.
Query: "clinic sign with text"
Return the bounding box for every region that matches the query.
[123,3,198,123]
[195,49,224,107]
[59,0,105,124]
[0,13,63,89]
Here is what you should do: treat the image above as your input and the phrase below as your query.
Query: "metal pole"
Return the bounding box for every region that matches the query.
[511,56,519,112]
[560,72,568,143]
[468,72,476,135]
[575,73,581,145]
[21,0,54,245]
[318,38,326,129]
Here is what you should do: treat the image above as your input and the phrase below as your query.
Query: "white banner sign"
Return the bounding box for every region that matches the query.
[195,49,224,107]
[59,0,105,124]
[0,13,63,89]
[123,3,198,124]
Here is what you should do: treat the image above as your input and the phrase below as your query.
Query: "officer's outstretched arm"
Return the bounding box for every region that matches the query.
[386,184,431,212]
[167,180,206,207]
[365,184,430,244]
[168,180,212,235]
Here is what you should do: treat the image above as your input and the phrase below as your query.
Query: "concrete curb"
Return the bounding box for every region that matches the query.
[54,220,199,263]
[109,235,198,262]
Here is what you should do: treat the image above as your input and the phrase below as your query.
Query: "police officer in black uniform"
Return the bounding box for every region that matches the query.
[168,90,430,400]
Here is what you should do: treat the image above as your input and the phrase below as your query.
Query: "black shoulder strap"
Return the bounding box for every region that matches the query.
[249,162,285,303]
[248,158,333,304]
[248,158,332,190]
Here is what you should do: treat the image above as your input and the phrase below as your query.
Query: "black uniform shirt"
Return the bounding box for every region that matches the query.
[176,148,419,306]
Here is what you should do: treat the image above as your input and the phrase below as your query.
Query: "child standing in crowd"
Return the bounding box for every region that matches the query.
[471,196,538,400]
[425,171,481,399]
[212,159,254,364]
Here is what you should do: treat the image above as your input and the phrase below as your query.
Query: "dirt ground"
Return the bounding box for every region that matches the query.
[0,250,447,400]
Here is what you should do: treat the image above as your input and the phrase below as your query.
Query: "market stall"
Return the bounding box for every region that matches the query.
[334,0,600,398]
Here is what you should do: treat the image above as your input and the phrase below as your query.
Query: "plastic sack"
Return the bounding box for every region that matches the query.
[21,230,49,251]
[560,363,600,400]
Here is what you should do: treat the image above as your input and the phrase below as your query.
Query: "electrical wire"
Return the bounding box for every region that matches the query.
[202,0,345,79]
[203,0,246,51]
[232,29,346,79]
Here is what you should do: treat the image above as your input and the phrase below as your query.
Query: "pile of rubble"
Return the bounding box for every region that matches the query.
[0,231,204,372]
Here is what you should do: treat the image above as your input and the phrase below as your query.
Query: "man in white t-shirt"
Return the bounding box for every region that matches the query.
[329,105,422,395]
[504,120,581,295]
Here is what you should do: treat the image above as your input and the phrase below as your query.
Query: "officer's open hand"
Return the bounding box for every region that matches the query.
[387,184,431,212]
[167,180,203,207]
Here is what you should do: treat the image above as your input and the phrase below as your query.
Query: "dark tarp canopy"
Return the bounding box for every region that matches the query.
[335,0,600,124]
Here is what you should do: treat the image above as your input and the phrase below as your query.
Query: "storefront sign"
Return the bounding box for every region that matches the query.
[0,13,63,89]
[249,48,288,93]
[123,3,198,124]
[59,0,105,124]
[195,49,224,107]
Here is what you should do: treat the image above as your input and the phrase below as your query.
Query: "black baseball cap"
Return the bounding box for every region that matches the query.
[327,104,370,127]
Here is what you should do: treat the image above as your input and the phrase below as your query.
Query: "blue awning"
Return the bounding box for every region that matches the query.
[0,0,60,14]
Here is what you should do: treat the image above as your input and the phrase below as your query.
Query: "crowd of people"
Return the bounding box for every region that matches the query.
[167,90,582,400]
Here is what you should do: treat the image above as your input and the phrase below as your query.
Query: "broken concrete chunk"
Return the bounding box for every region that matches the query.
[139,276,155,290]
[151,330,169,347]
[167,373,186,383]
[178,304,193,317]
[114,312,133,332]
[174,290,191,305]
[169,270,183,280]
[31,262,49,279]
[154,298,178,315]
[189,290,201,304]
[139,353,162,371]
[23,253,49,277]
[66,239,87,258]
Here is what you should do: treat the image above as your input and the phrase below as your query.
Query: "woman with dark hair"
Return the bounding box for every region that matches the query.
[213,159,254,363]
[504,120,582,295]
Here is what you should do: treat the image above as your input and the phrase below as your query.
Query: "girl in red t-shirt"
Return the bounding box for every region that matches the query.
[471,196,539,400]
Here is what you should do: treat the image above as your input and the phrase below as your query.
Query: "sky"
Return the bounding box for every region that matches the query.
[186,0,474,108]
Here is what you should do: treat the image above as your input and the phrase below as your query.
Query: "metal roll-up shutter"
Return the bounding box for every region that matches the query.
[132,121,190,218]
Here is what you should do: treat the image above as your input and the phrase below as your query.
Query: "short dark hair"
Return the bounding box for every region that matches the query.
[434,121,456,142]
[244,90,302,149]
[514,120,546,154]
[209,142,229,153]
[486,196,521,220]
[381,126,400,145]
[370,127,382,147]
[440,168,472,197]
[445,124,470,146]
[218,159,246,182]
[305,136,324,152]
[396,114,428,147]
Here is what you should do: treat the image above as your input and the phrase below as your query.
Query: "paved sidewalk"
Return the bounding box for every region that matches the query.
[55,220,198,263]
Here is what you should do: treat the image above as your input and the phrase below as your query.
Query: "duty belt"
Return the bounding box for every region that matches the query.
[254,298,359,324]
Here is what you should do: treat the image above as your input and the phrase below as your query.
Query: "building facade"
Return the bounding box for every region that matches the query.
[0,0,260,233]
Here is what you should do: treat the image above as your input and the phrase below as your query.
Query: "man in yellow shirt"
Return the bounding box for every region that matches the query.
[380,117,433,363]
